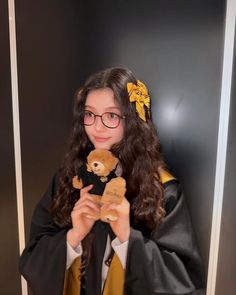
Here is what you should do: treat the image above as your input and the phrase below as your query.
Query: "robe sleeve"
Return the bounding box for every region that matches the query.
[19,172,67,295]
[124,180,206,295]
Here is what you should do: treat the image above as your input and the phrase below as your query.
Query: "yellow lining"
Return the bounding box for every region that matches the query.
[63,257,81,295]
[159,169,176,184]
[103,253,124,295]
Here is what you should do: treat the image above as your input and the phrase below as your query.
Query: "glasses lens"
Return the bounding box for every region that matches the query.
[84,111,95,125]
[102,112,120,128]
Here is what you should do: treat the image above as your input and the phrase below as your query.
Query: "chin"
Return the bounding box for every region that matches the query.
[93,142,112,150]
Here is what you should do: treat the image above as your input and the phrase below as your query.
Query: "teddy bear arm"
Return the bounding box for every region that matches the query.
[100,177,126,223]
[72,176,83,190]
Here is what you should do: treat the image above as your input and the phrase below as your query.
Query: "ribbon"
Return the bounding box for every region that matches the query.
[127,80,150,121]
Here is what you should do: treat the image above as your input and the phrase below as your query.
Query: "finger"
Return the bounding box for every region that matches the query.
[105,203,118,211]
[75,194,101,207]
[104,202,129,217]
[84,213,100,220]
[120,197,130,206]
[72,206,99,218]
[80,184,93,197]
[74,199,100,211]
[74,191,94,206]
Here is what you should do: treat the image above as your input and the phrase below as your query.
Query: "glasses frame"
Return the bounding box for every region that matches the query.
[83,110,126,129]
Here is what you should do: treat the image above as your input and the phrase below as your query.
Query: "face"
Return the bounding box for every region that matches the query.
[84,88,124,150]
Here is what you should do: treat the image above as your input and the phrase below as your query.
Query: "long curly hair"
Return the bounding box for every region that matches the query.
[51,67,167,232]
[51,67,167,277]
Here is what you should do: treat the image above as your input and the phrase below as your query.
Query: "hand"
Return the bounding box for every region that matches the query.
[67,184,100,248]
[102,197,130,243]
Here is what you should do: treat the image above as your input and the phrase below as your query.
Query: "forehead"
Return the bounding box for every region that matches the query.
[85,88,120,109]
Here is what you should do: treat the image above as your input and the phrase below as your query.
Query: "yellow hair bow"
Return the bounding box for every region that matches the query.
[127,80,150,121]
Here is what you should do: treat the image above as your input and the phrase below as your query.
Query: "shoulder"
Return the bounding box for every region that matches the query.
[46,169,62,198]
[34,169,62,211]
[159,169,183,216]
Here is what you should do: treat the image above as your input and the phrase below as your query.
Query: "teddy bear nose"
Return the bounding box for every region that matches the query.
[94,162,98,167]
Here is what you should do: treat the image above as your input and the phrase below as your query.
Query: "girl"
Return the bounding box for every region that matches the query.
[19,67,205,295]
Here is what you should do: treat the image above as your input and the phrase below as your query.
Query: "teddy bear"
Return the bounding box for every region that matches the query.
[72,149,126,222]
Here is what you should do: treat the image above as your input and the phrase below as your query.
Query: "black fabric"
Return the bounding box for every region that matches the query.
[78,164,117,195]
[19,172,67,295]
[19,172,206,295]
[124,181,205,295]
[82,221,110,295]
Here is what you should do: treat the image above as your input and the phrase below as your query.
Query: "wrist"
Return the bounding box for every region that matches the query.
[117,228,130,243]
[67,228,84,249]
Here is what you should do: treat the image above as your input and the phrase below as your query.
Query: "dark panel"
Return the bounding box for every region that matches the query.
[149,1,225,273]
[15,0,83,241]
[69,0,225,273]
[215,25,236,294]
[16,1,225,287]
[0,0,22,294]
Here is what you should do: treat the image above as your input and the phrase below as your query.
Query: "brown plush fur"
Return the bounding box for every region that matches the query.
[86,149,119,177]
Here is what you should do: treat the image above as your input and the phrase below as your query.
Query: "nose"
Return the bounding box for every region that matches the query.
[94,116,106,131]
[93,162,98,167]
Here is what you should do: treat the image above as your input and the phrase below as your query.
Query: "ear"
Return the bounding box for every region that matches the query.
[111,156,119,168]
[106,156,119,174]
[103,168,110,177]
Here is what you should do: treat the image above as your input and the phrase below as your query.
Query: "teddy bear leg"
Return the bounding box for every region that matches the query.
[100,177,126,222]
[100,207,118,222]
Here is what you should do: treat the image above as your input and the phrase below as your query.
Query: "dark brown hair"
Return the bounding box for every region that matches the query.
[52,67,166,231]
[51,67,167,275]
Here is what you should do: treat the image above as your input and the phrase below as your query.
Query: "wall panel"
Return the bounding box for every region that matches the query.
[15,0,83,241]
[215,25,236,295]
[13,1,227,294]
[0,0,21,294]
[66,0,225,272]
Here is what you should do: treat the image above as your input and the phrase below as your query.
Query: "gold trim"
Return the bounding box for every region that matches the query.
[63,257,81,295]
[103,253,124,295]
[159,169,176,184]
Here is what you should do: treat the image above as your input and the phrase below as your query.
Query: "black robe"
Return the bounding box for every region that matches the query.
[19,172,206,295]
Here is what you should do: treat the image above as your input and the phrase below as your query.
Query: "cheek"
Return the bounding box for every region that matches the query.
[84,126,92,137]
[115,124,124,140]
[97,162,105,170]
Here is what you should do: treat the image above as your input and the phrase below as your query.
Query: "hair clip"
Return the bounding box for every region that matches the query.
[127,80,150,121]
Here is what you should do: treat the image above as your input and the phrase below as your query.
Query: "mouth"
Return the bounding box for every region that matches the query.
[94,136,110,143]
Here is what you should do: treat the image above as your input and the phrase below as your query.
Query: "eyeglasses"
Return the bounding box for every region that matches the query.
[83,110,126,129]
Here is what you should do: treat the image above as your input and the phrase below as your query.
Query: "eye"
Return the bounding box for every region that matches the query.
[84,110,94,118]
[107,112,120,119]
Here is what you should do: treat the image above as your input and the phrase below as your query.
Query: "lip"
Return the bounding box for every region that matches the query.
[94,136,110,142]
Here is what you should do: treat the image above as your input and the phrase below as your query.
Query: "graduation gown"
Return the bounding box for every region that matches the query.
[19,172,206,295]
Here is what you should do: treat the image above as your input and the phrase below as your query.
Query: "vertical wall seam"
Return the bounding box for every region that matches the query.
[206,1,236,295]
[8,0,28,294]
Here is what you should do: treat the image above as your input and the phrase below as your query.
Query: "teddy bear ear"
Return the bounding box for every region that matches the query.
[106,156,119,173]
[112,156,119,167]
[86,163,92,172]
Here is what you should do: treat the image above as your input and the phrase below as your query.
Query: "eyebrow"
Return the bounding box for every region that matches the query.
[85,105,121,112]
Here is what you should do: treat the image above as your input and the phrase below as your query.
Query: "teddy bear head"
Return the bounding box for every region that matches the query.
[86,149,119,177]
